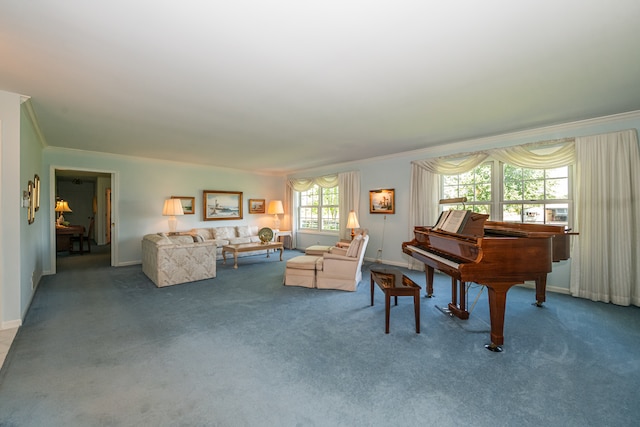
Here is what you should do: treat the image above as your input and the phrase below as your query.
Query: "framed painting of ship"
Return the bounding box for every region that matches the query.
[369,188,395,214]
[248,198,265,214]
[203,190,243,221]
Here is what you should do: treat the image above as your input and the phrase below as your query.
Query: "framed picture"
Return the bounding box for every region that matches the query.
[203,190,243,221]
[248,198,265,214]
[369,188,395,214]
[171,196,195,215]
[27,180,35,224]
[34,174,40,212]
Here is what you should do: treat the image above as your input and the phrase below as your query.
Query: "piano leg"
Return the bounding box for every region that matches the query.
[534,274,547,307]
[484,282,518,352]
[425,266,434,297]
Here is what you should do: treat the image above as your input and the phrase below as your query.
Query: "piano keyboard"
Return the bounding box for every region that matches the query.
[406,245,460,269]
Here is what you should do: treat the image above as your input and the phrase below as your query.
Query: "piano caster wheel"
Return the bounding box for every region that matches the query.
[532,301,544,308]
[484,343,503,352]
[425,293,434,298]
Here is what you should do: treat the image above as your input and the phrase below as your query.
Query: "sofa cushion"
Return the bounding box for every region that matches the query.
[286,255,321,270]
[214,226,236,240]
[213,239,230,247]
[236,225,256,238]
[191,228,214,241]
[191,233,205,243]
[168,235,195,244]
[230,237,252,244]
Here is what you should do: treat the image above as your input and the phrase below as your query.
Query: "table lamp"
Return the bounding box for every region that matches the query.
[267,200,284,231]
[55,200,72,226]
[346,210,360,240]
[162,198,184,233]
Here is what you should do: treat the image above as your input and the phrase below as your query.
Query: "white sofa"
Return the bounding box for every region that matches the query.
[142,233,217,287]
[188,225,267,260]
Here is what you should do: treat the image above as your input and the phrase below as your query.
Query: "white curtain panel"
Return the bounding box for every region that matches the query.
[338,171,361,241]
[570,129,640,306]
[407,165,439,270]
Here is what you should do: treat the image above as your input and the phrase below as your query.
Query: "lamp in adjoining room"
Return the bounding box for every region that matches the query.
[346,210,360,240]
[267,200,284,231]
[162,198,184,234]
[54,200,72,226]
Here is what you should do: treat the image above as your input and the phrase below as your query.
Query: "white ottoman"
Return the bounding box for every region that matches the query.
[284,255,321,288]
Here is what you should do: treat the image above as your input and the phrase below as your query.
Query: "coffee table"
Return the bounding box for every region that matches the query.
[370,267,421,333]
[222,242,284,269]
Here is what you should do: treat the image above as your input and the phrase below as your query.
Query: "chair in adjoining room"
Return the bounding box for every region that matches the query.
[71,217,95,254]
[284,231,369,291]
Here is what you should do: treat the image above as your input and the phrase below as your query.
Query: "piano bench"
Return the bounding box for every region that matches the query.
[370,267,421,334]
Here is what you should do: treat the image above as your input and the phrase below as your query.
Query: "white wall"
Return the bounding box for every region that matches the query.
[0,90,45,328]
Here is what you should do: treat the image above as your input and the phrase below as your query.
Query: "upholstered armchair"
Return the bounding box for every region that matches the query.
[315,233,369,291]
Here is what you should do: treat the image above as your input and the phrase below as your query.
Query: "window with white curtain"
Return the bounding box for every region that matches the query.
[298,185,339,232]
[440,160,572,226]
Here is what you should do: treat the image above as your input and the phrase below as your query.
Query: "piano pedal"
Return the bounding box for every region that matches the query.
[435,305,453,317]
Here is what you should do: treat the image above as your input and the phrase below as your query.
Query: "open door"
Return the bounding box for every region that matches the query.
[106,188,111,244]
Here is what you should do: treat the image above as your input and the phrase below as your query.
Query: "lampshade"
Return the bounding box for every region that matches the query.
[267,200,284,215]
[162,199,184,216]
[162,199,184,233]
[267,200,284,231]
[346,210,360,229]
[54,200,72,213]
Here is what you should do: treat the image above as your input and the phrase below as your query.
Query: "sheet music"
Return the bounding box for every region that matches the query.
[435,210,470,233]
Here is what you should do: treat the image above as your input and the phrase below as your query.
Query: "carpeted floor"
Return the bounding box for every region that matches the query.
[1,246,639,426]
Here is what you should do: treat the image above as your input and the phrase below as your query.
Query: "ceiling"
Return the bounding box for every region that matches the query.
[2,1,640,175]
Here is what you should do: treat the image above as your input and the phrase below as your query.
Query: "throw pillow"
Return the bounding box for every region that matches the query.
[236,225,252,237]
[345,236,362,257]
[216,227,236,240]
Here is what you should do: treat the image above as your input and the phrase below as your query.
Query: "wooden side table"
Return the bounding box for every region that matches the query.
[273,230,293,249]
[370,267,421,334]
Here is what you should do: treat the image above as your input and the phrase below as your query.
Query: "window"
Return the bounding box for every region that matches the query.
[440,161,571,226]
[441,162,493,215]
[298,185,339,232]
[502,165,570,225]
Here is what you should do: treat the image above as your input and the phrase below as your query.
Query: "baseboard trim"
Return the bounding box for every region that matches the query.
[1,320,22,330]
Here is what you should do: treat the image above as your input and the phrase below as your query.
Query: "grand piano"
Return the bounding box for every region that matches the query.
[402,211,572,351]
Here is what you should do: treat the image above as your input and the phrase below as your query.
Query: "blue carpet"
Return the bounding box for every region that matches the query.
[1,247,639,426]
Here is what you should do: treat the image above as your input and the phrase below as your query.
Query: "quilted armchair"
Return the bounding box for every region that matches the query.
[315,232,369,291]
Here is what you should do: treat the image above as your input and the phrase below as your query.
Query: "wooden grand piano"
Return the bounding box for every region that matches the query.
[402,211,573,351]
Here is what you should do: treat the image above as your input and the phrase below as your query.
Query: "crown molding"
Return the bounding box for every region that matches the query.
[405,110,640,160]
[20,98,48,148]
[288,110,640,177]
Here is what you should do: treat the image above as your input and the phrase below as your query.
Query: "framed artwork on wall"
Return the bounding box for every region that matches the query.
[369,188,395,214]
[171,196,195,215]
[203,190,243,221]
[34,174,40,211]
[27,180,35,224]
[248,199,265,214]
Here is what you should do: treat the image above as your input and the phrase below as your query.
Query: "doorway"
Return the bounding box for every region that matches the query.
[52,168,116,272]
